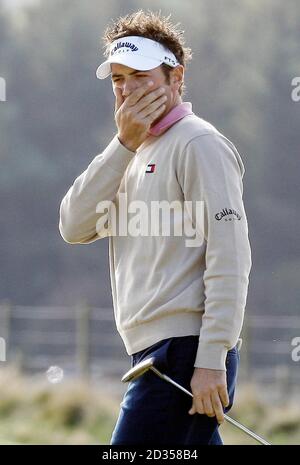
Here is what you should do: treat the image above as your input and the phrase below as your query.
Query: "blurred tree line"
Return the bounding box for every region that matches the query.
[0,0,299,315]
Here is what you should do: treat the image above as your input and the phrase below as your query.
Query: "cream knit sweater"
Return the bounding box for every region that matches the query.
[59,111,252,370]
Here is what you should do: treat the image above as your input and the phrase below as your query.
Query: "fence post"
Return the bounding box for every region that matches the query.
[0,299,12,361]
[76,301,90,380]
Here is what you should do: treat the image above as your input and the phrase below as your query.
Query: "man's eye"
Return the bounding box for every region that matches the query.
[113,75,147,83]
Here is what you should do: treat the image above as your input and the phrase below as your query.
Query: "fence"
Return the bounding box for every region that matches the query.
[0,301,299,400]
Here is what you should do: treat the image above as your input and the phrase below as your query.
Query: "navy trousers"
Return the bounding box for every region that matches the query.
[110,335,239,445]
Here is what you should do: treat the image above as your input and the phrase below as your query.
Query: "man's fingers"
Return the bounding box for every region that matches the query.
[144,103,166,124]
[126,81,154,106]
[189,393,225,423]
[114,87,124,113]
[188,404,196,415]
[219,385,230,409]
[135,86,166,113]
[211,391,225,424]
[196,397,205,414]
[189,396,204,415]
[139,94,168,118]
[202,396,215,418]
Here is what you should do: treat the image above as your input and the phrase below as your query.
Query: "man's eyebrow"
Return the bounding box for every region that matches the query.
[111,70,146,79]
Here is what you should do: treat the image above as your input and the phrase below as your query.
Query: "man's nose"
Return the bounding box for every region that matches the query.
[122,81,139,98]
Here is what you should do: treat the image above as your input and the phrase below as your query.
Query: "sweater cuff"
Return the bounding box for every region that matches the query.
[102,134,136,174]
[194,341,228,371]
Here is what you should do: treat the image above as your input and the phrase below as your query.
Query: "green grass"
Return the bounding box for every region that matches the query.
[0,366,299,445]
[0,366,118,445]
[220,385,300,445]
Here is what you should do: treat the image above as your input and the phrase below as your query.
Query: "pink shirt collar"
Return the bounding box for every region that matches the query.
[147,101,193,136]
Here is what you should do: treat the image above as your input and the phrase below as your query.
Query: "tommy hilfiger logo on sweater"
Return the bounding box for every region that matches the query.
[145,163,156,173]
[215,208,242,221]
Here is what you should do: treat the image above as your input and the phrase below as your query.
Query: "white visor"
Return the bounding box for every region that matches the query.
[96,35,180,79]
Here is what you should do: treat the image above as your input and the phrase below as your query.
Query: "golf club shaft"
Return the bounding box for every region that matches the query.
[150,367,270,446]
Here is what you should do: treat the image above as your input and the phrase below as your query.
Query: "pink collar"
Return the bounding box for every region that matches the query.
[147,101,193,136]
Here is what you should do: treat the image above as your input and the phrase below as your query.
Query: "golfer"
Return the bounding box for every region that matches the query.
[59,10,252,445]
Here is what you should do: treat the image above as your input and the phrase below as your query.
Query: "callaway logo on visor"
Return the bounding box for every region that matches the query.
[96,36,180,79]
[111,41,139,55]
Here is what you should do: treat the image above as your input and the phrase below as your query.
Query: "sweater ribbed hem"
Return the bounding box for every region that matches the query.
[118,311,203,356]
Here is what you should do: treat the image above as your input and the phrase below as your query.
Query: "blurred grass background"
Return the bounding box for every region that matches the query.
[0,366,299,445]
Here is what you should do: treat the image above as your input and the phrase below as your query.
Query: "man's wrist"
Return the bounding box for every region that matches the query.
[117,134,136,153]
[194,367,225,373]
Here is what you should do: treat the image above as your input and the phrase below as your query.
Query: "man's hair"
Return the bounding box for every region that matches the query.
[102,9,193,97]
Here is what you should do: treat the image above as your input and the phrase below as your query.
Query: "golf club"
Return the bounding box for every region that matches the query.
[121,357,271,446]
